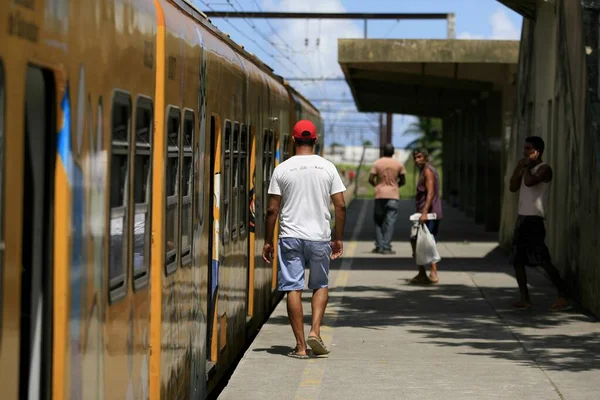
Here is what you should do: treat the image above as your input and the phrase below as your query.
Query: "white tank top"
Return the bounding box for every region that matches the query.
[518,162,550,218]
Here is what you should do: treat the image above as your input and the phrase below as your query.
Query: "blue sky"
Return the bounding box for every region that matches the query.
[193,0,522,147]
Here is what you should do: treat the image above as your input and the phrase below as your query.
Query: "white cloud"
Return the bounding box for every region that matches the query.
[260,0,363,102]
[458,8,521,41]
[458,32,485,40]
[490,8,521,40]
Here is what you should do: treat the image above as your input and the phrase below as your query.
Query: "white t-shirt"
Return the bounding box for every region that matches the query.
[268,155,346,241]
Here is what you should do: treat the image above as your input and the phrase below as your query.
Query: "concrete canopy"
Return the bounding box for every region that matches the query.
[497,0,536,20]
[338,39,519,117]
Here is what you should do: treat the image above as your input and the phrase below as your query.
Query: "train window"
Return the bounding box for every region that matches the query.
[0,62,4,323]
[196,114,205,225]
[262,130,269,217]
[231,122,239,239]
[239,125,247,236]
[109,92,132,301]
[181,110,194,266]
[222,121,231,243]
[282,134,289,161]
[132,97,153,289]
[165,107,180,275]
[266,131,274,193]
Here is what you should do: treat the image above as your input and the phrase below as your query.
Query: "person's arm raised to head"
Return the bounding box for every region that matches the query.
[524,164,552,187]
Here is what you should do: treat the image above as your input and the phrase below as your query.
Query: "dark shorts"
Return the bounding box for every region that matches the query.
[425,219,440,240]
[509,215,551,266]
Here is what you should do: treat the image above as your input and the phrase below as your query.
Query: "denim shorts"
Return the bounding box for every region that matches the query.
[278,238,331,291]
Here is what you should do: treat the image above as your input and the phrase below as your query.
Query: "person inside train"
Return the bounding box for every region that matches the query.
[262,120,346,359]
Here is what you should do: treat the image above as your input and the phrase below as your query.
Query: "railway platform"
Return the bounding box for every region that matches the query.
[218,199,600,400]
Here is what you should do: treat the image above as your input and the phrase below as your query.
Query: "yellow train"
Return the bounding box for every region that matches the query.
[0,0,323,398]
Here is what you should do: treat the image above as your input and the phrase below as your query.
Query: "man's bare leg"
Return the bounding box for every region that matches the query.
[513,263,532,308]
[410,239,429,283]
[287,290,307,354]
[308,288,328,339]
[429,262,439,283]
[540,261,569,310]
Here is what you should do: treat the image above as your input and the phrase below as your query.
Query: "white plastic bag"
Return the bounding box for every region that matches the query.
[415,224,441,265]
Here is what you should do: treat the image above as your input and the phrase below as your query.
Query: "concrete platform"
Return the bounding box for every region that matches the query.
[218,200,600,400]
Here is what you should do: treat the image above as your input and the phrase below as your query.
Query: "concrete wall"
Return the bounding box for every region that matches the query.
[442,85,514,232]
[500,0,600,315]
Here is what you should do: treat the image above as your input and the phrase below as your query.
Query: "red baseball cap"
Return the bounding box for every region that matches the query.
[293,120,317,140]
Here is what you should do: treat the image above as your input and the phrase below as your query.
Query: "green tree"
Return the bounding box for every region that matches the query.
[362,140,373,146]
[402,117,443,163]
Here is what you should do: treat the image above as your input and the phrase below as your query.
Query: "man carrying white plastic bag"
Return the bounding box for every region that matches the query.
[414,217,441,266]
[409,149,443,284]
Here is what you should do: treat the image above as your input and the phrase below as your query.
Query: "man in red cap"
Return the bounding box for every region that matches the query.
[263,119,347,359]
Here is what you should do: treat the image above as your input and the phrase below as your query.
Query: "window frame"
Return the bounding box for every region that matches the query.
[0,61,4,328]
[165,106,181,276]
[195,110,206,226]
[108,90,133,303]
[222,120,232,244]
[239,124,248,237]
[132,96,153,290]
[180,109,195,267]
[231,122,240,240]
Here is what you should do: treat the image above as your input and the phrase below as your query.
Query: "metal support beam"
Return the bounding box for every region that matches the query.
[284,77,346,81]
[203,11,452,20]
[385,113,393,146]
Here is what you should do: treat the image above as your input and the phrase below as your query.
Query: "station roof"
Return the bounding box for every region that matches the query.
[496,0,536,20]
[338,39,519,117]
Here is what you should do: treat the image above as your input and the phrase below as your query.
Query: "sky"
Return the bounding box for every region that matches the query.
[192,0,522,148]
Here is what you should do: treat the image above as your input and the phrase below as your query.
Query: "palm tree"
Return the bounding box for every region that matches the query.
[402,117,443,164]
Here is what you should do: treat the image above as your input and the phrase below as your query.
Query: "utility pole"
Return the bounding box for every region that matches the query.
[386,113,393,148]
[379,113,384,156]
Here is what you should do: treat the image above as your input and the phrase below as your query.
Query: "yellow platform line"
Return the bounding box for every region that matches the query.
[294,201,368,400]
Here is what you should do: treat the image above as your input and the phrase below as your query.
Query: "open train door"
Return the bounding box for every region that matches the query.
[205,115,220,382]
[246,126,257,321]
[22,66,56,400]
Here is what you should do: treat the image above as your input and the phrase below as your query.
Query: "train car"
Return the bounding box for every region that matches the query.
[0,0,157,399]
[286,84,325,156]
[0,0,323,399]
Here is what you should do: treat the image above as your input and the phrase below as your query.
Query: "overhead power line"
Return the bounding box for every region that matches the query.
[204,10,456,39]
[203,11,452,20]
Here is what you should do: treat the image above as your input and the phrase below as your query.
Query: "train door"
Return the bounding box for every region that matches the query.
[21,66,55,399]
[206,115,219,368]
[246,126,256,319]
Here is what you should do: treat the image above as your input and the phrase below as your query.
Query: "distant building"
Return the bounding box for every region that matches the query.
[324,145,411,166]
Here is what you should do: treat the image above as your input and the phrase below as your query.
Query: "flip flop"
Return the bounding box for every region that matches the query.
[512,301,532,309]
[550,299,570,311]
[287,348,309,359]
[409,276,431,285]
[307,336,330,356]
